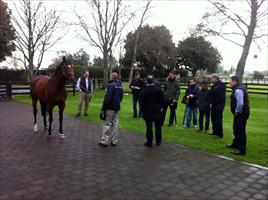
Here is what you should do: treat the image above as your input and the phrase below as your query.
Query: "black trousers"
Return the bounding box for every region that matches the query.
[162,101,177,125]
[232,115,248,153]
[199,109,210,130]
[211,104,225,137]
[145,119,162,144]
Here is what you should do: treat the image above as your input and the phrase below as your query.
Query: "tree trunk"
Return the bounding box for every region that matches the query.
[128,30,140,85]
[235,0,257,80]
[103,50,109,88]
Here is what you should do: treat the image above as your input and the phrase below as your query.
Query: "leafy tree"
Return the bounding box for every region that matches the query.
[0,0,15,62]
[176,36,222,75]
[71,48,91,66]
[122,25,176,74]
[253,71,264,79]
[93,56,103,68]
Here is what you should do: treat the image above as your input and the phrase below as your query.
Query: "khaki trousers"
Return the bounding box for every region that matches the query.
[100,110,119,145]
[77,92,92,114]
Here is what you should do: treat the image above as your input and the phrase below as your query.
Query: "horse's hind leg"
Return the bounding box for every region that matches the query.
[40,100,47,130]
[47,104,54,137]
[32,96,38,132]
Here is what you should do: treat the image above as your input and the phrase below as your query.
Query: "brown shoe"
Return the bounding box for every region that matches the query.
[75,113,80,117]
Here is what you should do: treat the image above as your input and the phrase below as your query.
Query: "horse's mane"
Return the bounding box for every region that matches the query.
[53,56,72,77]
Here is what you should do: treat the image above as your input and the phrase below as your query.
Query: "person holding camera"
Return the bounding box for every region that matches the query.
[184,79,199,128]
[98,72,123,147]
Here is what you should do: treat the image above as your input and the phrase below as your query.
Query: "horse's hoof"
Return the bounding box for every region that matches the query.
[58,133,65,139]
[33,124,38,132]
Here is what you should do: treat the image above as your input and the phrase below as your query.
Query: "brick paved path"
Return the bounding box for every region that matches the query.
[0,101,267,200]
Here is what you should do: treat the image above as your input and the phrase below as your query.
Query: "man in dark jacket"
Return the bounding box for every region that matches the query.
[185,79,199,128]
[197,81,210,133]
[140,75,164,147]
[98,72,123,147]
[75,69,93,117]
[227,76,250,155]
[129,72,145,118]
[209,74,226,138]
[162,71,180,126]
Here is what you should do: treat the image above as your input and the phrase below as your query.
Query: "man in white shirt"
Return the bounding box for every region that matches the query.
[75,69,93,117]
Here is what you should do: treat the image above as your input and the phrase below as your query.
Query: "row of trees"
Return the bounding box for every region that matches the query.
[1,0,267,85]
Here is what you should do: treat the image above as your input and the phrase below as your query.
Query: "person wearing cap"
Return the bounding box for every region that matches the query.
[161,70,180,127]
[209,74,226,138]
[227,76,250,155]
[75,69,93,117]
[98,72,124,147]
[129,72,146,118]
[140,75,164,147]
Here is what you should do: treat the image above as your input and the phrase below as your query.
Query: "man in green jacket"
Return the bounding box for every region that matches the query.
[161,71,180,127]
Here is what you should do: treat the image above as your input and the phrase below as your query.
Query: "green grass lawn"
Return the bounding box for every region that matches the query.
[13,90,268,167]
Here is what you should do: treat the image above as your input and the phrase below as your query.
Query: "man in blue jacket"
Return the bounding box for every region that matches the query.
[185,79,199,128]
[209,74,226,138]
[98,72,123,147]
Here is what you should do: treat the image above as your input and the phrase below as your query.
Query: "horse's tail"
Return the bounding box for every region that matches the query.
[40,100,47,117]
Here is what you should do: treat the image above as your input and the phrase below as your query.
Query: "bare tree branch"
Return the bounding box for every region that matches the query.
[11,0,63,80]
[77,0,133,87]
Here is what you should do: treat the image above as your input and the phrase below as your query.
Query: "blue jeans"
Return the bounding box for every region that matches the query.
[186,106,197,128]
[132,94,142,117]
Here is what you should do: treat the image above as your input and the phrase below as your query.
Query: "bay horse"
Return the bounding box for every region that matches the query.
[30,56,75,138]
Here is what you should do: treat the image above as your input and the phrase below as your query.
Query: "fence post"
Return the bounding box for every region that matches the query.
[72,82,75,96]
[6,82,12,100]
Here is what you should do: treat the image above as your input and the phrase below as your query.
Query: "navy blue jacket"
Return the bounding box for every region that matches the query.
[102,80,123,112]
[185,84,199,107]
[197,89,210,111]
[209,81,226,105]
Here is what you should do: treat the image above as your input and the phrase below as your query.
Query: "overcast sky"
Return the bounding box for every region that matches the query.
[3,0,268,73]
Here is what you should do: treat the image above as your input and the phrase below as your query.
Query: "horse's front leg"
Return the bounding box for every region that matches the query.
[47,104,54,137]
[58,103,65,139]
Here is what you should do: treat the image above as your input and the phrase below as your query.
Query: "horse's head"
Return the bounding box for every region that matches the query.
[61,56,75,82]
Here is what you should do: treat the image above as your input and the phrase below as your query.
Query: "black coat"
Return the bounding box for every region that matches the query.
[209,81,226,105]
[185,84,199,107]
[197,89,210,111]
[140,84,164,121]
[129,78,145,96]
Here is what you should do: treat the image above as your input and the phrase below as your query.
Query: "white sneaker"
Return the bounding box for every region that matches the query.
[194,125,198,129]
[58,133,65,139]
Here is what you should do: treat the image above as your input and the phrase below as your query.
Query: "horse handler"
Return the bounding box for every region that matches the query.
[75,69,93,117]
[98,72,124,147]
